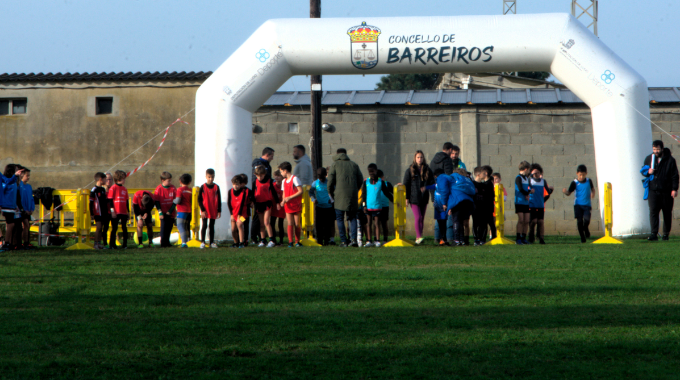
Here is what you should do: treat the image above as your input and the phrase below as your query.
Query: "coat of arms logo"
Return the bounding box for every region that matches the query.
[347,21,381,70]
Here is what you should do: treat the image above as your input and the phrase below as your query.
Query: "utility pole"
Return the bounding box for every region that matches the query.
[310,0,323,179]
[571,0,598,36]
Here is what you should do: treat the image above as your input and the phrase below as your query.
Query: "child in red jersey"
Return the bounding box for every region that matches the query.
[253,165,280,248]
[278,162,303,247]
[154,171,177,248]
[90,172,109,249]
[198,168,222,248]
[174,174,193,248]
[228,175,252,248]
[108,170,130,249]
[271,170,286,245]
[132,189,156,249]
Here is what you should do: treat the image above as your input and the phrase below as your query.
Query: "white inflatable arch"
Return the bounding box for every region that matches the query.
[196,13,651,239]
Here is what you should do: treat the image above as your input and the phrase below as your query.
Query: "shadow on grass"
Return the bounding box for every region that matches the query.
[1,290,679,379]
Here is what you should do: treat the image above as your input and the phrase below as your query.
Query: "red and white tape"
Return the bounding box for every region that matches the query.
[127,118,188,177]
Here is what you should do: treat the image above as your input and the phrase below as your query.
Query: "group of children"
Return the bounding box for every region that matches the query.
[0,164,35,252]
[88,169,225,249]
[0,158,596,250]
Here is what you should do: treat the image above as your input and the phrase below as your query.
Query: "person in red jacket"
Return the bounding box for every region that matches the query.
[271,170,286,245]
[132,189,156,248]
[154,171,177,248]
[228,174,252,248]
[174,174,193,248]
[278,162,303,247]
[107,170,130,249]
[198,168,222,248]
[253,165,280,247]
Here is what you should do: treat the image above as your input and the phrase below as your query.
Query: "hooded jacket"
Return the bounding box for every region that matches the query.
[402,164,435,205]
[327,153,363,212]
[643,148,679,193]
[430,152,454,175]
[437,173,476,211]
[293,154,314,187]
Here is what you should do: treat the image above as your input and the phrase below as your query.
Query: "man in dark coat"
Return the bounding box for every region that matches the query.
[327,148,364,246]
[643,140,679,240]
[430,142,455,175]
[249,147,275,243]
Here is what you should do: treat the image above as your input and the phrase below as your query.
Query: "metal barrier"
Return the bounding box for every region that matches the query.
[29,187,206,249]
[488,184,515,245]
[300,185,321,246]
[593,182,623,244]
[385,184,414,247]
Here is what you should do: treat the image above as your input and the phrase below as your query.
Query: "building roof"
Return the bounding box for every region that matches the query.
[263,88,680,106]
[0,71,212,83]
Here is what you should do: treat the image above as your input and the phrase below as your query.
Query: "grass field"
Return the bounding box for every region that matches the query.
[1,236,679,379]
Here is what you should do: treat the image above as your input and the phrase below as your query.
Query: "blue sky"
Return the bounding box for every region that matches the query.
[2,0,678,90]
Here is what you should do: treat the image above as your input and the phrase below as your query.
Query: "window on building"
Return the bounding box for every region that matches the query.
[288,122,298,133]
[12,99,26,114]
[0,99,27,116]
[96,97,113,115]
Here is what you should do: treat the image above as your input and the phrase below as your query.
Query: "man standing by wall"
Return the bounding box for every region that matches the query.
[250,147,275,244]
[450,145,466,171]
[328,148,363,247]
[643,140,678,241]
[430,142,455,175]
[293,145,314,186]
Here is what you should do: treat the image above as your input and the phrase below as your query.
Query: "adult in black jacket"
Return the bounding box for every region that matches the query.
[402,150,435,244]
[249,147,275,243]
[430,142,455,175]
[643,140,679,240]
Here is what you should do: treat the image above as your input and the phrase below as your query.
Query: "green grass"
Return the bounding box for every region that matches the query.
[1,236,680,379]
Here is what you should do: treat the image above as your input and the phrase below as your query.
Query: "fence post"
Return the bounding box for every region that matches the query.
[593,182,623,244]
[385,184,414,247]
[487,183,515,245]
[300,185,321,246]
[65,188,95,250]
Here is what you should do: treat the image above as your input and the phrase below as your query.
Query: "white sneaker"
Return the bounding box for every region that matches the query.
[415,238,424,245]
[375,241,382,247]
[364,241,374,248]
[258,241,266,247]
[267,240,276,248]
[210,243,218,248]
[200,242,206,249]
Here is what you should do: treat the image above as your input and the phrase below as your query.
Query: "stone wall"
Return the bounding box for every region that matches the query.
[0,81,199,190]
[253,103,680,236]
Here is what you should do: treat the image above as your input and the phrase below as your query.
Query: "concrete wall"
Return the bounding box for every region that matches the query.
[0,81,199,190]
[253,104,680,236]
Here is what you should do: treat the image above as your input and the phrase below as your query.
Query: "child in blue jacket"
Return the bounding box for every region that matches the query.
[438,168,476,246]
[426,169,448,245]
[19,168,35,248]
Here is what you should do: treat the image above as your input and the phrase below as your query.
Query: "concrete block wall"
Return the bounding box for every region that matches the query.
[253,104,680,237]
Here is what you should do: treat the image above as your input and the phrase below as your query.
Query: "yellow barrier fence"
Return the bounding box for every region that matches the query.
[593,182,623,244]
[488,183,515,245]
[30,187,206,249]
[300,185,321,246]
[385,184,414,247]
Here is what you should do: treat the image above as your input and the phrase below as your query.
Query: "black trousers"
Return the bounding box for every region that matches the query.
[648,190,674,236]
[160,217,175,247]
[315,206,335,245]
[201,218,216,244]
[110,215,129,248]
[472,211,489,242]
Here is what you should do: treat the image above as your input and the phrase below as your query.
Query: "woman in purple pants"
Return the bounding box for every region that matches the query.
[402,150,435,244]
